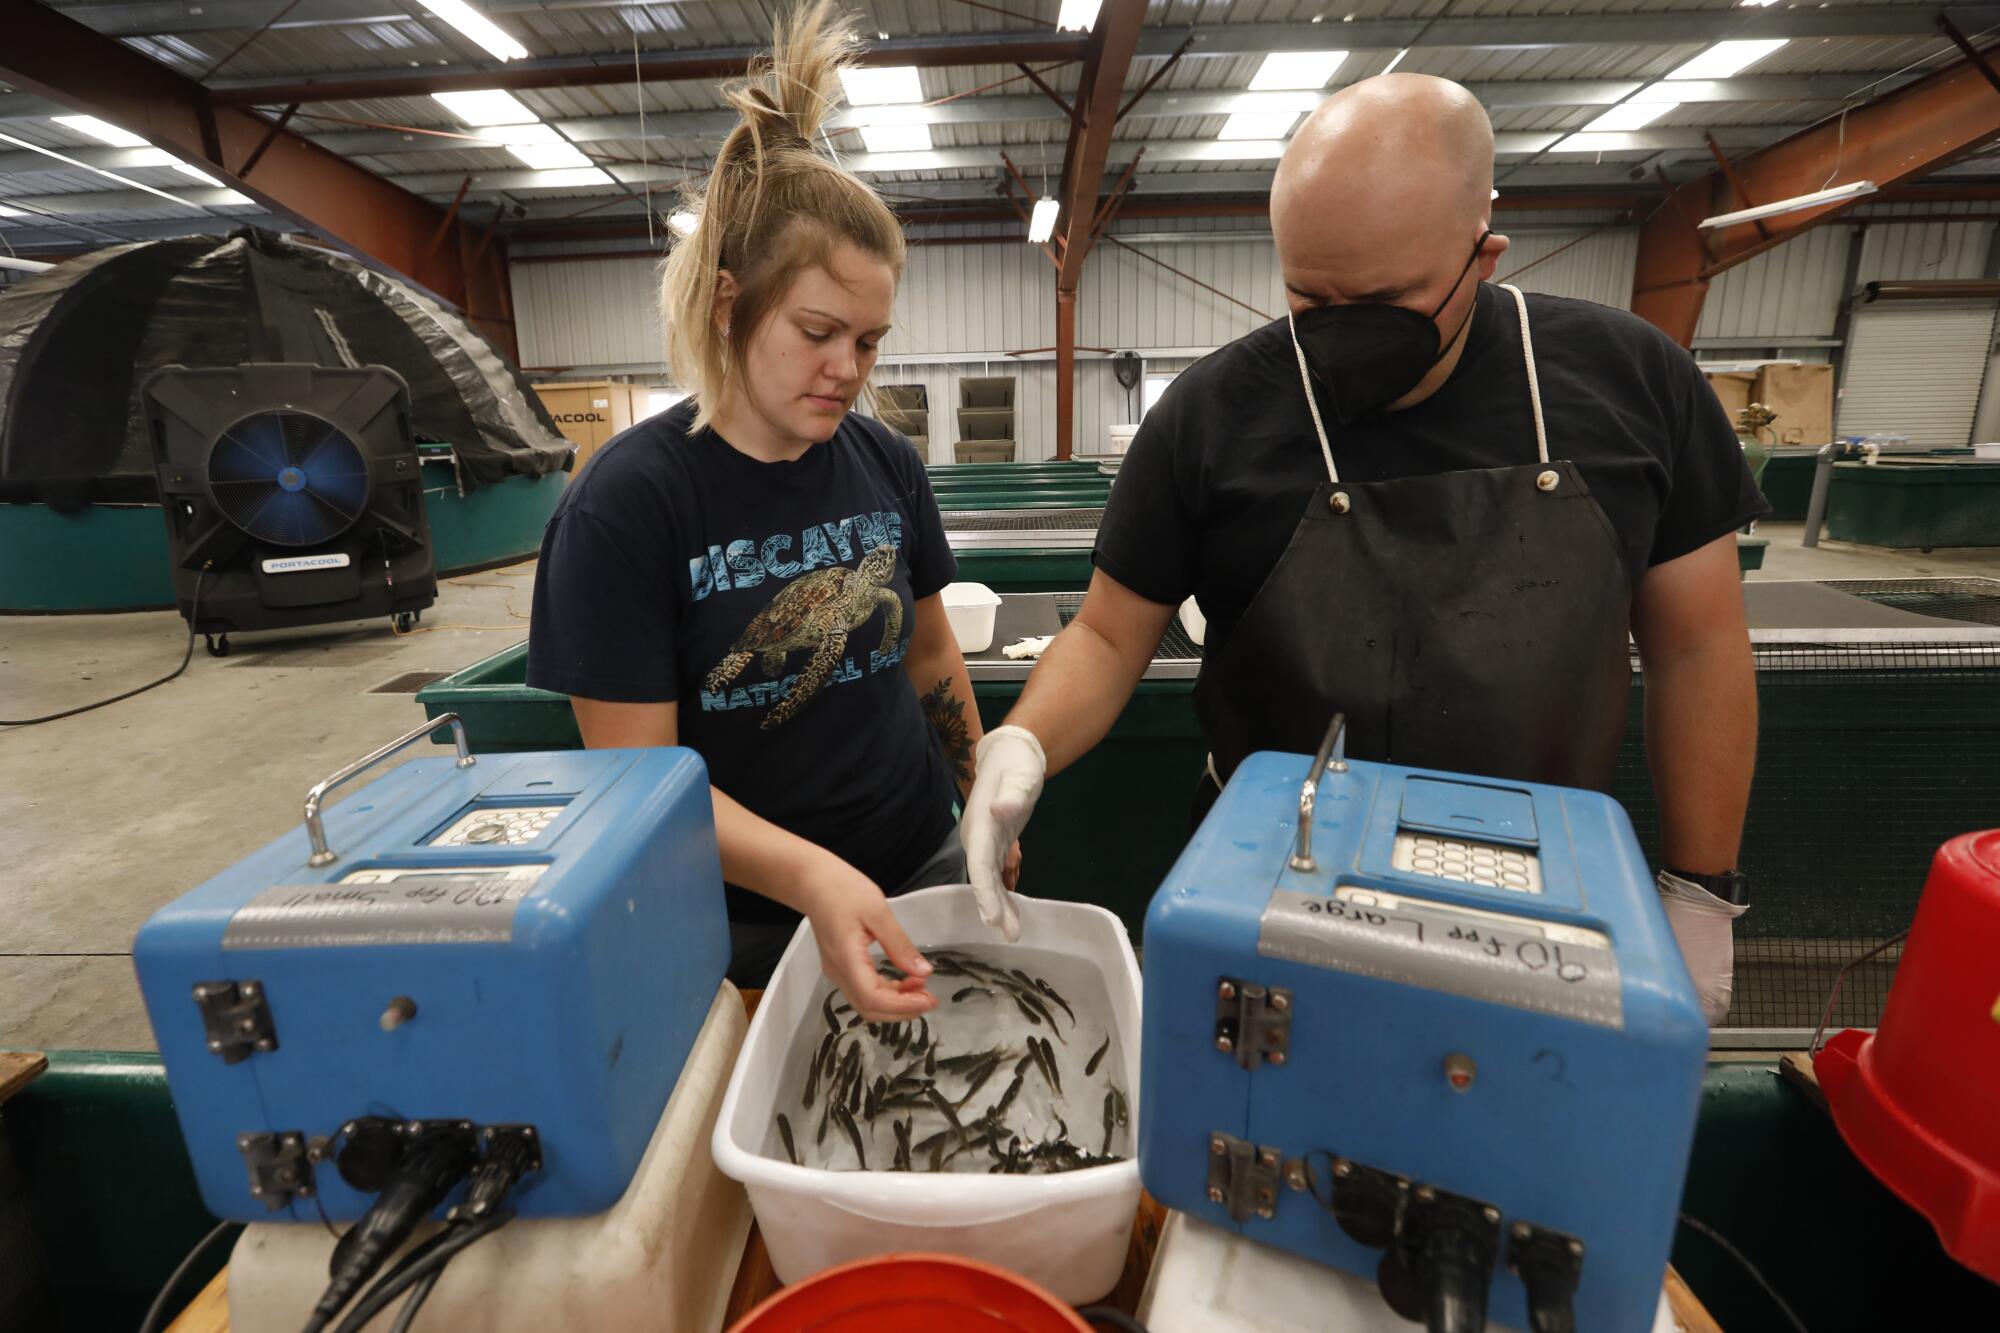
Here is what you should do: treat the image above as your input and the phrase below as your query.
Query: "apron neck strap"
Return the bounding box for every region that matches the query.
[1285,282,1552,486]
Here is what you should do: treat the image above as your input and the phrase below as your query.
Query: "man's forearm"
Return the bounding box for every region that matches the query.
[909,645,980,796]
[1003,621,1149,775]
[1643,642,1757,873]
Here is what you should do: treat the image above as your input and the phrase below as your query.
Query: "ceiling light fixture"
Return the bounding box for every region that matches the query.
[1666,39,1787,81]
[173,162,224,185]
[0,130,201,207]
[1028,197,1059,244]
[414,0,527,62]
[1700,180,1877,229]
[1218,110,1302,140]
[524,166,613,187]
[859,123,933,154]
[839,65,923,105]
[52,115,148,147]
[1248,51,1347,90]
[668,210,699,236]
[1381,47,1410,75]
[1580,102,1676,133]
[1056,0,1102,31]
[432,88,537,125]
[508,140,592,170]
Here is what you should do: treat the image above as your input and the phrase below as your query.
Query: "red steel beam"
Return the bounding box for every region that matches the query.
[1052,0,1147,459]
[0,0,517,359]
[1632,40,2000,345]
[211,34,1087,107]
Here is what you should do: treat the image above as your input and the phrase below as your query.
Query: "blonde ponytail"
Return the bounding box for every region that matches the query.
[661,0,907,431]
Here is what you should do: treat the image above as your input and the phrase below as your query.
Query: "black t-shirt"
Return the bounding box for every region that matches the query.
[526,402,959,923]
[1095,283,1770,663]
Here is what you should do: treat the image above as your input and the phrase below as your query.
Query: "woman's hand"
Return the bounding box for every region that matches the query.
[799,853,939,1022]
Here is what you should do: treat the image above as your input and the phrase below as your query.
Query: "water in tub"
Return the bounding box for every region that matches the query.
[765,945,1131,1174]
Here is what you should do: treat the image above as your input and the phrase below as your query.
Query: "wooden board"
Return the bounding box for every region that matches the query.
[1666,1263,1726,1333]
[165,1268,228,1333]
[1778,1051,1830,1116]
[0,1052,46,1106]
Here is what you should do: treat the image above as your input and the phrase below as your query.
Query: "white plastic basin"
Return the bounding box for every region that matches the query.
[941,581,1004,654]
[711,884,1143,1304]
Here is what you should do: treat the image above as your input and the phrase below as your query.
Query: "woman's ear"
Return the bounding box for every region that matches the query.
[715,269,740,338]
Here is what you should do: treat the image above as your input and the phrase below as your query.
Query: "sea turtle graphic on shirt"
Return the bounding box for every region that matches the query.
[703,543,903,729]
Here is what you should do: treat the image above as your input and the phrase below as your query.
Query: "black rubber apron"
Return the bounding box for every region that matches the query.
[1193,284,1632,809]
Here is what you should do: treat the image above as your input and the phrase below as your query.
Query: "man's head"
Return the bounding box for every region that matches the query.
[1271,75,1508,412]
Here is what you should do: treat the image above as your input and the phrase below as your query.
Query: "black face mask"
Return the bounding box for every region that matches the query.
[1289,231,1491,425]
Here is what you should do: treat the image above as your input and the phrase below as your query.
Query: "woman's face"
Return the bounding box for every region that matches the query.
[733,241,896,446]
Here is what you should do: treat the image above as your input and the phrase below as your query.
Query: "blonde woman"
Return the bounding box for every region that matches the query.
[528,1,1015,1020]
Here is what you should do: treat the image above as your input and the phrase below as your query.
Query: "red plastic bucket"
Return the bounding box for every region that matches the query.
[725,1252,1095,1332]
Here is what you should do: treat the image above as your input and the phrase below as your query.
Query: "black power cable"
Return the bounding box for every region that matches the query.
[2,565,210,727]
[330,1208,516,1333]
[1076,1307,1151,1333]
[302,1124,478,1333]
[1676,1212,1811,1333]
[136,1219,238,1333]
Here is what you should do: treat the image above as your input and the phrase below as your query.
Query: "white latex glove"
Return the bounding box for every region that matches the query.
[961,725,1046,942]
[1657,871,1749,1027]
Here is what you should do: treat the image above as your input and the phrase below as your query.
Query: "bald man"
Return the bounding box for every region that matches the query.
[963,76,1765,1024]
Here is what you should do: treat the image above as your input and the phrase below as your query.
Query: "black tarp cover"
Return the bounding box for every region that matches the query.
[0,228,571,508]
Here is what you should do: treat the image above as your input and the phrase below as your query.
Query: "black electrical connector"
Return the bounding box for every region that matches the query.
[300,1121,477,1333]
[1379,1185,1502,1333]
[1508,1223,1584,1333]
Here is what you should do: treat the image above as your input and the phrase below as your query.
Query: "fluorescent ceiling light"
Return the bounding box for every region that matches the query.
[0,204,26,217]
[523,166,611,187]
[124,147,178,167]
[668,210,699,237]
[1381,47,1409,75]
[173,162,223,185]
[1700,180,1877,229]
[1056,0,1101,32]
[431,88,536,126]
[1581,102,1676,133]
[1027,197,1059,244]
[1666,39,1787,81]
[859,123,933,154]
[1548,132,1656,153]
[1219,111,1301,140]
[839,66,923,106]
[1248,51,1347,91]
[1739,0,1777,6]
[509,141,592,169]
[52,115,147,148]
[211,190,253,206]
[847,150,950,174]
[478,122,561,146]
[413,0,526,61]
[0,130,201,207]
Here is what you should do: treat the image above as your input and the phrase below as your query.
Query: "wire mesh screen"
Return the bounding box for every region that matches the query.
[941,508,1105,532]
[1820,577,2000,627]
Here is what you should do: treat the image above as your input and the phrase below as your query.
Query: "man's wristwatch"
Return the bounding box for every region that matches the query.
[1665,867,1751,907]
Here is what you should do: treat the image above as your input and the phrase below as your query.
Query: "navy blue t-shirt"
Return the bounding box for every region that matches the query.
[526,401,959,923]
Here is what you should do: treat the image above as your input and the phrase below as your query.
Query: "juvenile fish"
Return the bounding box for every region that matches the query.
[994,1071,1026,1120]
[1013,994,1045,1027]
[1019,991,1066,1043]
[1084,1035,1110,1078]
[926,1046,937,1078]
[846,1014,865,1029]
[1036,1037,1062,1095]
[916,1017,929,1053]
[956,1055,1002,1108]
[923,1084,968,1142]
[848,1069,863,1116]
[803,1046,822,1109]
[817,1096,833,1147]
[835,1105,867,1169]
[823,992,842,1035]
[936,1047,1007,1073]
[777,1113,800,1166]
[929,1138,947,1172]
[952,985,993,1003]
[1034,977,1076,1025]
[893,1117,912,1171]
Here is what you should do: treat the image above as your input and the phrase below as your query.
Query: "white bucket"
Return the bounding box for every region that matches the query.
[1108,423,1139,455]
[711,884,1144,1304]
[1975,442,2000,460]
[941,581,1004,653]
[228,984,752,1333]
[1179,597,1207,646]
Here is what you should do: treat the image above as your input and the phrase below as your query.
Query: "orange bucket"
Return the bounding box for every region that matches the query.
[725,1252,1095,1332]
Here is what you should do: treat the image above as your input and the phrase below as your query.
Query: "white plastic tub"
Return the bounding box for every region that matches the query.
[941,581,1004,653]
[1179,596,1206,646]
[1108,423,1138,455]
[1975,442,2000,460]
[712,884,1144,1304]
[229,984,753,1333]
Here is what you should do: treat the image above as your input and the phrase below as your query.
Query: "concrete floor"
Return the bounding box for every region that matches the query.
[4,526,1999,1055]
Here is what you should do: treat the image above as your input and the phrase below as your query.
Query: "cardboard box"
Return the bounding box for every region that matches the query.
[1754,363,1835,447]
[533,380,644,472]
[1705,372,1757,427]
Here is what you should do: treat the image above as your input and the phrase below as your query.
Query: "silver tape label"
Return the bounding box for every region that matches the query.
[1257,887,1624,1029]
[223,874,539,949]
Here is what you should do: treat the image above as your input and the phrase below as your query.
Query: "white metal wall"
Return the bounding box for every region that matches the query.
[511,256,662,371]
[1695,227,1852,342]
[1854,221,1995,286]
[1493,228,1639,309]
[1835,301,2000,447]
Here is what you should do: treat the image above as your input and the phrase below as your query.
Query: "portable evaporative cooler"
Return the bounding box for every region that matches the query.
[144,363,437,655]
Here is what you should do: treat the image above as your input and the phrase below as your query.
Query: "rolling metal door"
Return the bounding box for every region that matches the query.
[1835,300,1998,447]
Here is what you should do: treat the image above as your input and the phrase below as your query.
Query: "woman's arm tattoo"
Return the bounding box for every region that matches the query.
[920,678,974,787]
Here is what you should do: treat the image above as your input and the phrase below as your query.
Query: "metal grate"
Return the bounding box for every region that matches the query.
[942,508,1105,532]
[1055,593,1202,660]
[1818,577,2000,627]
[368,670,449,694]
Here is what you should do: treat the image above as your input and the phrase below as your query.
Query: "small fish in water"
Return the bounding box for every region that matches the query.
[994,1071,1026,1120]
[822,1034,841,1078]
[952,985,993,1003]
[936,1047,1007,1073]
[928,954,970,978]
[822,992,842,1035]
[924,1084,967,1142]
[817,1096,833,1147]
[1019,991,1065,1043]
[893,1117,913,1170]
[956,1054,1003,1109]
[846,1014,865,1029]
[926,1046,937,1078]
[1014,1050,1037,1078]
[847,1069,863,1116]
[1102,1090,1116,1155]
[1085,1034,1110,1078]
[1036,1037,1063,1095]
[803,1046,822,1109]
[777,1113,800,1165]
[929,1137,947,1172]
[1110,1084,1129,1127]
[916,1016,929,1053]
[1013,994,1044,1027]
[1034,977,1076,1025]
[835,1104,867,1169]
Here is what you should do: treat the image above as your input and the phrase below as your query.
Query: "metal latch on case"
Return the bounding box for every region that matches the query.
[1215,977,1293,1070]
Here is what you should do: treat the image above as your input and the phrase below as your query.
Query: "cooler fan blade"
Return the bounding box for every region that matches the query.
[207,410,369,547]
